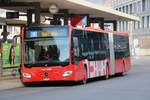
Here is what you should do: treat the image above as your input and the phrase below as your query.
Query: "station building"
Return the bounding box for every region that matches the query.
[112,0,150,56]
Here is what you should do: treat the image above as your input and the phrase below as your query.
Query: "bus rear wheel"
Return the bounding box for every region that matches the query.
[104,64,109,80]
[119,62,126,76]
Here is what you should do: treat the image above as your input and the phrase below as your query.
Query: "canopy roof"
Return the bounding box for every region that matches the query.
[5,0,139,21]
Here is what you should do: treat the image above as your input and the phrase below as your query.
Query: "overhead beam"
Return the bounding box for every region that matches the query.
[40,8,69,14]
[0,2,41,25]
[0,2,40,7]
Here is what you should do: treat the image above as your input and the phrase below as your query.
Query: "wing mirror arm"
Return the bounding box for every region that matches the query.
[12,35,20,47]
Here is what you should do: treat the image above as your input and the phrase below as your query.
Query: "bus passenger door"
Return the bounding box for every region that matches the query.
[108,32,115,75]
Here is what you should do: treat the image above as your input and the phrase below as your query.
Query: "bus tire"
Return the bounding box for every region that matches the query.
[82,77,87,85]
[82,65,87,85]
[120,61,126,76]
[21,77,31,87]
[104,63,109,80]
[22,82,31,87]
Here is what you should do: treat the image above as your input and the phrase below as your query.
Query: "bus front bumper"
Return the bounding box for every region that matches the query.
[21,67,76,83]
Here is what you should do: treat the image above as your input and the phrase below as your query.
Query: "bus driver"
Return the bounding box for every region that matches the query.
[38,46,52,61]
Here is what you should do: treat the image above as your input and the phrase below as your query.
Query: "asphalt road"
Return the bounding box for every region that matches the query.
[0,56,150,100]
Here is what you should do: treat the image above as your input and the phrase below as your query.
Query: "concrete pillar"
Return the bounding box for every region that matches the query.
[35,4,41,25]
[86,15,90,27]
[0,25,8,76]
[113,21,117,31]
[99,18,104,30]
[64,16,69,25]
[1,25,9,42]
[27,9,33,27]
[27,3,41,26]
[63,10,69,25]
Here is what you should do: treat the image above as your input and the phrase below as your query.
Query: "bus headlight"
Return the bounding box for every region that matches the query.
[22,73,31,78]
[62,71,73,77]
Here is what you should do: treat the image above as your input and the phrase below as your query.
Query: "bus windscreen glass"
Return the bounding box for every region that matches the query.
[24,27,69,67]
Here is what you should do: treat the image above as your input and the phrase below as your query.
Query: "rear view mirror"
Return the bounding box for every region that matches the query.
[13,37,17,47]
[12,35,20,47]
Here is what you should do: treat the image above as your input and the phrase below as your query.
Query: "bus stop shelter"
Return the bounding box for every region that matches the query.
[0,0,139,29]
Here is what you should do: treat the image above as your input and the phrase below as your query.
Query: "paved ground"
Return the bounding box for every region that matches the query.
[0,69,22,91]
[0,78,22,91]
[0,56,150,100]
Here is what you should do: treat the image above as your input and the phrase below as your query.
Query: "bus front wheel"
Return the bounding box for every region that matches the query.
[22,82,32,87]
[82,66,88,85]
[104,64,109,80]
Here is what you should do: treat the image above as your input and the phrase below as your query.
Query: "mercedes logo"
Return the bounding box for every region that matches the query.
[44,72,49,76]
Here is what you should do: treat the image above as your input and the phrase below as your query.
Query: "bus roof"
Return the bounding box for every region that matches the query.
[26,25,129,36]
[73,27,129,36]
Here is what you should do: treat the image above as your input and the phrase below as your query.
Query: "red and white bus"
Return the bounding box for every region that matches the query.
[19,25,131,85]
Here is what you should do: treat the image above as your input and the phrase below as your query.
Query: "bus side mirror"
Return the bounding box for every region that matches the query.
[12,37,17,47]
[12,35,20,47]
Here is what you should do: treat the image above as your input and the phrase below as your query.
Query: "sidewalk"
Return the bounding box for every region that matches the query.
[0,70,23,91]
[0,77,23,91]
[131,55,150,65]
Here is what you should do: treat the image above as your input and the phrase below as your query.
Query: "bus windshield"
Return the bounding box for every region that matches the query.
[24,27,69,67]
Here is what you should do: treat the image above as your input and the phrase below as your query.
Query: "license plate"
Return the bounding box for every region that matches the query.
[43,78,50,81]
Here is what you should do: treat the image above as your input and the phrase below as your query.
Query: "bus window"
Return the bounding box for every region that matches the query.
[113,34,129,59]
[72,37,80,57]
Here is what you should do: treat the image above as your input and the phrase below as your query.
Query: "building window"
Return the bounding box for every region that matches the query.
[129,4,132,14]
[122,6,125,13]
[142,16,145,28]
[134,2,137,13]
[138,1,142,13]
[147,16,150,28]
[126,5,128,13]
[132,3,137,14]
[119,7,121,11]
[142,0,146,11]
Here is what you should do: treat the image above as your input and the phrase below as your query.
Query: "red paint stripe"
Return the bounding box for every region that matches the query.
[73,27,129,36]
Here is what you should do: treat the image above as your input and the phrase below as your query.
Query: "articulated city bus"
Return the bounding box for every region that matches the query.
[19,25,131,85]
